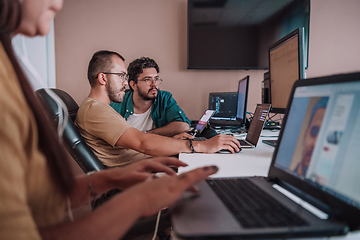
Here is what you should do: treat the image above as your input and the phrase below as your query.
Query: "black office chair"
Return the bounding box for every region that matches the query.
[35,88,105,172]
[36,88,119,208]
[35,88,172,239]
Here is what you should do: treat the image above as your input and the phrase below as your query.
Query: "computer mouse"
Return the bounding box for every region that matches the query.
[218,148,242,154]
[218,149,231,154]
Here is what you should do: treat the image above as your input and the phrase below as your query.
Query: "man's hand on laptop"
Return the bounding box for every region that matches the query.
[193,134,241,153]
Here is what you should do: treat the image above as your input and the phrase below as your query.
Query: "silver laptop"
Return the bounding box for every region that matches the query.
[171,72,360,239]
[238,104,271,148]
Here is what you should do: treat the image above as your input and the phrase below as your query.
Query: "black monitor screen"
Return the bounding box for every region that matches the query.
[187,0,310,69]
[208,92,238,123]
[269,28,305,113]
[236,76,249,125]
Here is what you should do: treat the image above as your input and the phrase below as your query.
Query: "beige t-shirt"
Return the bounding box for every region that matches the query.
[0,43,65,240]
[75,98,149,167]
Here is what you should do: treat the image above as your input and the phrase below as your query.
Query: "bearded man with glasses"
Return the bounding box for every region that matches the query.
[111,57,191,138]
[76,51,241,167]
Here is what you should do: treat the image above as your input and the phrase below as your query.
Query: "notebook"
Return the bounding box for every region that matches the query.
[171,72,360,239]
[238,103,271,148]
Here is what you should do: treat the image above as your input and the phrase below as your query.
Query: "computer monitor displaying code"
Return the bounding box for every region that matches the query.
[236,75,249,126]
[208,92,238,126]
[269,27,305,113]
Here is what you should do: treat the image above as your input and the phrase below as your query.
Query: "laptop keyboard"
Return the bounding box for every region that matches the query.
[194,137,207,141]
[206,178,309,228]
[238,139,252,147]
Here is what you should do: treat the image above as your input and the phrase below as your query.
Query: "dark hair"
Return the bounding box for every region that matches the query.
[0,0,74,196]
[308,97,329,126]
[87,50,125,87]
[127,57,159,91]
[0,0,21,35]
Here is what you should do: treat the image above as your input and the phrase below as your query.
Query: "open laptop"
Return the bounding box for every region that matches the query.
[171,72,360,239]
[238,104,271,148]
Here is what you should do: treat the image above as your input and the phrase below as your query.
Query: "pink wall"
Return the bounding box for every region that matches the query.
[306,0,360,78]
[54,0,360,120]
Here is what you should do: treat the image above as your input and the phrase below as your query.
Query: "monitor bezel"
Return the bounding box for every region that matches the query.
[268,27,305,114]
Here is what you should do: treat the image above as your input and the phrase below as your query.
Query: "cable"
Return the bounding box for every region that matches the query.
[152,209,162,240]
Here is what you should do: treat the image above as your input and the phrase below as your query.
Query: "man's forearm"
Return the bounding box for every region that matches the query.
[148,121,189,137]
[118,128,194,156]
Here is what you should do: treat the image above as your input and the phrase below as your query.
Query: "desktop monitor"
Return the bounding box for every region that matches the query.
[236,75,249,127]
[269,27,305,113]
[208,92,239,127]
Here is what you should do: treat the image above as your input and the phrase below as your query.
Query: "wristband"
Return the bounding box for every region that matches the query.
[87,171,97,202]
[189,139,196,153]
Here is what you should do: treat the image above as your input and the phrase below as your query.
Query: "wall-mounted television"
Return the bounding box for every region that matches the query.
[187,0,310,70]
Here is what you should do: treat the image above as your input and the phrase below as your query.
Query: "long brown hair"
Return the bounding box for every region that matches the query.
[0,0,74,195]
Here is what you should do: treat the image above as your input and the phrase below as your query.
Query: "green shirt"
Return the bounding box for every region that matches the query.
[110,90,191,128]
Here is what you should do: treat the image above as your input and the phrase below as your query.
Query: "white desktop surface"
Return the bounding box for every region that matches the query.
[178,145,274,178]
[178,129,278,178]
[175,130,360,240]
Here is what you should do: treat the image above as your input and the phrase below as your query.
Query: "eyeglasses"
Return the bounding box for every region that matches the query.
[138,77,163,86]
[102,72,129,82]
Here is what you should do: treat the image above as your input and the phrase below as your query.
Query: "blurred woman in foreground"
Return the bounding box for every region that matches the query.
[0,0,217,239]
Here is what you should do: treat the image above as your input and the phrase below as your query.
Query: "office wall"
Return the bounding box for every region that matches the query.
[54,0,360,120]
[54,0,264,120]
[306,0,360,78]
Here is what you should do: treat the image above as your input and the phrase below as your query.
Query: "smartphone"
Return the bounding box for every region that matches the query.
[192,110,216,137]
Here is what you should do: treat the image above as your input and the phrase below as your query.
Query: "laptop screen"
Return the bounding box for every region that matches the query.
[273,80,360,209]
[246,104,270,145]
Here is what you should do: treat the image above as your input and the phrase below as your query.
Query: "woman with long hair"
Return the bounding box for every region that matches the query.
[0,0,217,239]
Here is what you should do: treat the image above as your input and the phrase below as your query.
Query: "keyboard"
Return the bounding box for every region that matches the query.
[194,137,207,141]
[237,139,253,147]
[206,178,309,228]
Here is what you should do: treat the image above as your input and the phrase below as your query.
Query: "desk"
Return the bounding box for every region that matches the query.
[175,130,360,240]
[178,129,279,178]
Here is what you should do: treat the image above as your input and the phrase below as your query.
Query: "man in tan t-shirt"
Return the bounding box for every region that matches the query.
[76,50,241,167]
